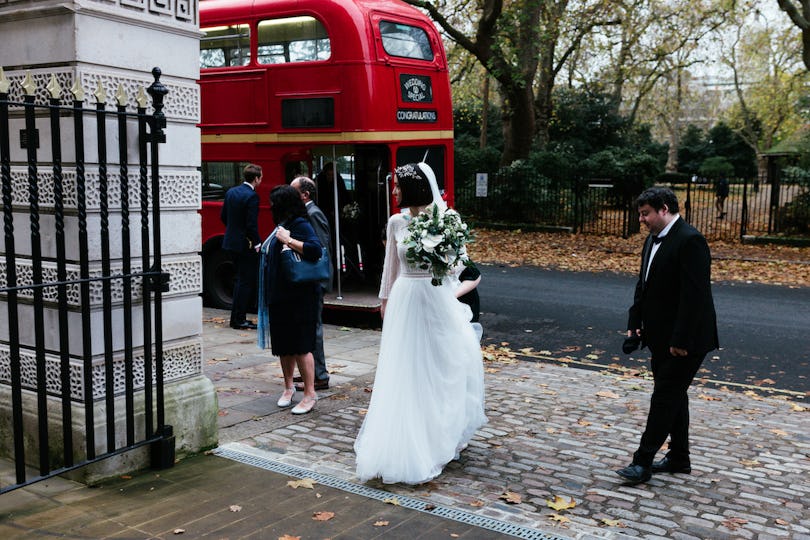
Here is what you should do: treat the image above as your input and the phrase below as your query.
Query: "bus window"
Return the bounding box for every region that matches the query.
[379,21,433,61]
[201,161,249,200]
[201,25,251,68]
[257,16,331,64]
[396,146,445,191]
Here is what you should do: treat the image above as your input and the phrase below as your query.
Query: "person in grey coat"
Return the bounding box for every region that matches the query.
[291,176,331,390]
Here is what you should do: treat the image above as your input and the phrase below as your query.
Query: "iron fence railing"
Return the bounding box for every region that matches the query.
[455,170,810,241]
[0,67,173,494]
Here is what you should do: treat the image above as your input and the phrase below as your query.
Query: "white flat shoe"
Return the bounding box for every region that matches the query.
[291,396,317,415]
[277,387,295,408]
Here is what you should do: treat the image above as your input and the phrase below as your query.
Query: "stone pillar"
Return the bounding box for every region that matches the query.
[0,0,216,482]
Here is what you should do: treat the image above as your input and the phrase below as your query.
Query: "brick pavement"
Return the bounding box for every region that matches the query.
[2,308,808,540]
[203,309,810,540]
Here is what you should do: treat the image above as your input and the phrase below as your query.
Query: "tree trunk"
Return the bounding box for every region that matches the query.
[666,126,679,172]
[480,76,489,150]
[500,83,536,165]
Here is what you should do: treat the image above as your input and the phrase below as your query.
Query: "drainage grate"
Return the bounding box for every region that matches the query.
[214,444,568,540]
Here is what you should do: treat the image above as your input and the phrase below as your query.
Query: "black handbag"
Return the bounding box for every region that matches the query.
[281,246,330,284]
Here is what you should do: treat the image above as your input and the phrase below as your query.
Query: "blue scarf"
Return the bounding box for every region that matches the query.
[257,228,277,349]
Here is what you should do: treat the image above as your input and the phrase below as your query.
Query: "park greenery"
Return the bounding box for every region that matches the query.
[404,0,810,187]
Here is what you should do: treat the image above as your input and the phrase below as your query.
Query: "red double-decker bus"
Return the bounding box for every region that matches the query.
[198,0,454,311]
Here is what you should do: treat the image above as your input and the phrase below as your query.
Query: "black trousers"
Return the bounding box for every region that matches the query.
[228,249,258,327]
[633,349,705,467]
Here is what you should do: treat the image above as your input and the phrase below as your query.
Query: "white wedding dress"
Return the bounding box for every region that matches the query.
[354,212,487,484]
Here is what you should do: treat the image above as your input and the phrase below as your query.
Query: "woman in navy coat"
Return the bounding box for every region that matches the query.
[258,184,323,415]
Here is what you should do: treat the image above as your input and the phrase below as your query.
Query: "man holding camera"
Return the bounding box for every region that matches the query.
[617,187,719,485]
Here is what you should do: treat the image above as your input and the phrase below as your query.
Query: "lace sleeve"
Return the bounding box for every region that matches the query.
[378,214,405,299]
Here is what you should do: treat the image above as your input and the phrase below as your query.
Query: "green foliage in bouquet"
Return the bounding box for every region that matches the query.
[404,204,472,286]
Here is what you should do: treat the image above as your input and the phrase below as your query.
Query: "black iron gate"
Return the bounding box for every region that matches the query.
[0,67,173,494]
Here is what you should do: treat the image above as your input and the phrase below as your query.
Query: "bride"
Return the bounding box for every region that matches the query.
[354,162,487,485]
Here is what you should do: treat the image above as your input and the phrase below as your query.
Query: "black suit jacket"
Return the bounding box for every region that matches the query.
[221,183,260,252]
[306,201,333,291]
[628,217,719,357]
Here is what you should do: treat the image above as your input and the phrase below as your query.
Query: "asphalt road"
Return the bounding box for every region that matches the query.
[478,264,810,399]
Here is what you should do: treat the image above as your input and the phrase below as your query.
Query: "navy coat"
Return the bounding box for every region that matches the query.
[221,183,260,252]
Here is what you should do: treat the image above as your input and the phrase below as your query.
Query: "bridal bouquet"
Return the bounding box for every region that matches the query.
[404,203,472,286]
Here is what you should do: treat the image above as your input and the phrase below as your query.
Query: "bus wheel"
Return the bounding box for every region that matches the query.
[203,248,234,310]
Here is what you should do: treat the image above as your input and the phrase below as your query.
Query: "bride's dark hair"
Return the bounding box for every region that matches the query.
[395,163,433,207]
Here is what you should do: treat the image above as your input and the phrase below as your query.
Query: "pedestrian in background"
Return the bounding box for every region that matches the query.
[291,176,331,391]
[617,186,719,485]
[715,176,729,219]
[220,163,262,330]
[257,184,323,415]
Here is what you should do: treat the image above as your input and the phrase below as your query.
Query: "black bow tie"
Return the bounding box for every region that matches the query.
[652,235,664,244]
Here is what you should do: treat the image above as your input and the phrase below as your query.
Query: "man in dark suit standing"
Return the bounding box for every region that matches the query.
[291,176,331,390]
[221,164,262,330]
[616,187,719,485]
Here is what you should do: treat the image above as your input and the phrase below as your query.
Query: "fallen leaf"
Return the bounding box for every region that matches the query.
[278,535,300,540]
[596,390,619,399]
[312,511,335,521]
[373,521,389,527]
[698,394,722,401]
[383,497,401,506]
[424,504,436,511]
[549,514,570,523]
[790,403,807,412]
[754,378,776,385]
[499,491,522,504]
[739,459,761,467]
[601,518,625,527]
[229,505,242,512]
[577,419,592,426]
[287,478,317,489]
[775,519,789,526]
[722,517,748,531]
[469,500,485,507]
[546,495,576,511]
[120,475,132,480]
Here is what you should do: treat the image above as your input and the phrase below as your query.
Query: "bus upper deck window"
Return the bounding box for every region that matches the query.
[380,21,433,61]
[257,16,331,64]
[200,25,251,68]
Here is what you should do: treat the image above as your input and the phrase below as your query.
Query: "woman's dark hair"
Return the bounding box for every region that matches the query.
[270,184,307,224]
[395,163,433,207]
[636,186,679,214]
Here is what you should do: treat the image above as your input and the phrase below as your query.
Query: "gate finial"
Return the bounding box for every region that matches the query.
[94,80,107,104]
[115,83,127,107]
[22,71,36,96]
[0,67,9,94]
[70,79,85,102]
[46,74,62,100]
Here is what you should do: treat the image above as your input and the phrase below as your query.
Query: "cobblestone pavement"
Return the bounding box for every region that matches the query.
[204,309,810,540]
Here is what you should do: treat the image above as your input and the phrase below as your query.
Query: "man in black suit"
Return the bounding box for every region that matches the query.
[221,164,262,330]
[616,187,719,485]
[291,176,331,390]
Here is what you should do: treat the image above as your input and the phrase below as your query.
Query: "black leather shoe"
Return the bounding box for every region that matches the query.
[294,379,329,391]
[651,457,691,474]
[615,464,652,485]
[232,321,257,330]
